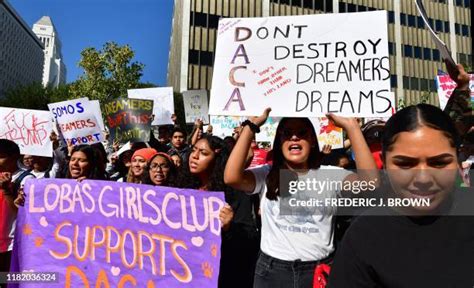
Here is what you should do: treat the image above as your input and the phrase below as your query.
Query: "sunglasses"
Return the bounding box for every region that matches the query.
[278,128,311,140]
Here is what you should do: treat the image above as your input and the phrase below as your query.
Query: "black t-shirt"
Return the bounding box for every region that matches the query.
[328,207,474,288]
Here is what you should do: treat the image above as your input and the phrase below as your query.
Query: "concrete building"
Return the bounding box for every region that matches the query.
[167,0,472,105]
[0,0,44,98]
[32,16,67,87]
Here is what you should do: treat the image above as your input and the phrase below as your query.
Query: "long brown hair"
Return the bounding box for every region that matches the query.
[265,118,322,200]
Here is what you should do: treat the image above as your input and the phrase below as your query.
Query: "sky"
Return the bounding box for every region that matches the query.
[9,0,174,86]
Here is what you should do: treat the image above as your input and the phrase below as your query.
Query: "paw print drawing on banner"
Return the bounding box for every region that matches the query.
[34,237,44,247]
[202,262,213,279]
[23,224,32,235]
[210,244,218,257]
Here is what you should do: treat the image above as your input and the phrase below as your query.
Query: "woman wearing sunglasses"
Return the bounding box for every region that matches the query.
[224,109,378,288]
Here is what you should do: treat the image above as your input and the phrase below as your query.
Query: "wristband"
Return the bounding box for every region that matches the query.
[241,120,260,134]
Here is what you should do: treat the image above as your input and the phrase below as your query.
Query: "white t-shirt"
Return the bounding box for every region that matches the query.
[0,169,35,252]
[250,164,351,261]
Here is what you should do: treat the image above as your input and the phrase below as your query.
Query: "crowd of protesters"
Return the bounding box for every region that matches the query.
[0,62,472,288]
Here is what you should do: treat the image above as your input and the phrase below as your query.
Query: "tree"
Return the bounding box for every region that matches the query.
[69,42,145,103]
[0,83,70,110]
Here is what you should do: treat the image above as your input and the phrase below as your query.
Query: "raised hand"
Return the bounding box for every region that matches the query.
[249,107,271,127]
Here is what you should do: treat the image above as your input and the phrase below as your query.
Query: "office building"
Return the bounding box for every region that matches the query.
[168,0,472,105]
[0,0,44,98]
[32,16,67,87]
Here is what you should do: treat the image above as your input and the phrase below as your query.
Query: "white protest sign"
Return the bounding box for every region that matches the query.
[210,11,393,117]
[210,116,242,139]
[436,74,474,110]
[48,98,103,145]
[128,87,175,125]
[256,117,281,142]
[90,100,105,131]
[0,107,53,157]
[182,90,209,124]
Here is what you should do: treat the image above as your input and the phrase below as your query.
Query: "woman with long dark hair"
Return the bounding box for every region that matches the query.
[177,134,260,288]
[66,145,106,180]
[328,102,474,287]
[224,109,378,288]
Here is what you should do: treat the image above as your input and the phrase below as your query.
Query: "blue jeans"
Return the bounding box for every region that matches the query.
[254,251,331,288]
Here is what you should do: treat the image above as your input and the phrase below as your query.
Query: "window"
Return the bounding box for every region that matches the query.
[432,50,440,61]
[400,13,407,26]
[411,77,419,90]
[348,3,356,12]
[414,46,422,59]
[403,76,410,89]
[461,25,469,37]
[357,5,367,11]
[408,15,416,27]
[391,75,398,88]
[420,79,429,91]
[303,0,313,9]
[388,11,395,23]
[455,23,461,35]
[435,20,443,32]
[444,21,450,33]
[423,48,431,60]
[339,2,346,12]
[388,42,394,55]
[404,45,413,57]
[417,16,425,28]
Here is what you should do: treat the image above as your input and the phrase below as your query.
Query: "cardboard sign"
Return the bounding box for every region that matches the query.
[182,90,209,124]
[11,179,225,287]
[104,98,153,143]
[48,98,103,145]
[128,87,175,125]
[436,74,474,110]
[210,11,393,117]
[0,107,53,157]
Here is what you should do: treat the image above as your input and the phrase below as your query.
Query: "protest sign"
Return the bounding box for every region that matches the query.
[209,116,243,139]
[210,11,393,117]
[11,179,225,287]
[182,90,209,124]
[104,98,153,143]
[90,100,105,131]
[48,98,103,145]
[0,107,53,157]
[256,117,281,142]
[128,87,175,125]
[312,117,344,150]
[436,74,474,110]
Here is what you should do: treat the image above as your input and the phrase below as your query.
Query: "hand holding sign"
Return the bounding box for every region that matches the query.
[445,62,470,91]
[249,107,272,127]
[326,113,359,131]
[219,203,234,231]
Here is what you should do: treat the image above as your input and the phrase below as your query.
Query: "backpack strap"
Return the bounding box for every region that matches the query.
[12,169,33,198]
